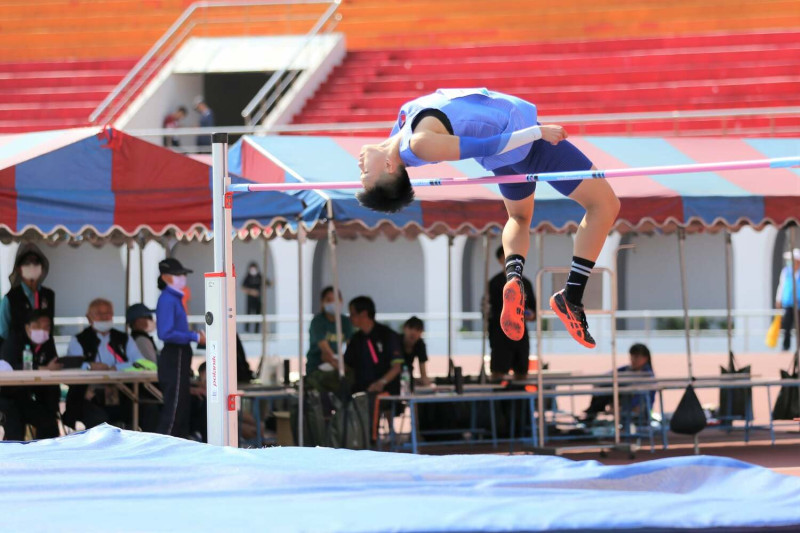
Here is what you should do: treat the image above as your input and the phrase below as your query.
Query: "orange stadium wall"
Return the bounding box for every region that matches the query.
[1,0,799,61]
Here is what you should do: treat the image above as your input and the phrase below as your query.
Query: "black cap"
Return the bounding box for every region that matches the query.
[158,257,193,275]
[126,303,154,325]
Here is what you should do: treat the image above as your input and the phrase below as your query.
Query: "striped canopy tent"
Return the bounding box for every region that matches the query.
[0,127,303,244]
[230,134,800,238]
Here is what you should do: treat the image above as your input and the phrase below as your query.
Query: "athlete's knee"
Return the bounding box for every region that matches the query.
[507,211,532,227]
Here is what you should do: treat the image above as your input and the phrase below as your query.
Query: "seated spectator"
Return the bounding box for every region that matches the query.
[306,286,354,393]
[344,296,403,395]
[583,343,656,421]
[0,243,56,354]
[62,298,145,430]
[0,311,61,440]
[401,316,432,387]
[127,303,158,363]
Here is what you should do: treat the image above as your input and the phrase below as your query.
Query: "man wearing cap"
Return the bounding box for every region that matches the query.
[775,248,800,352]
[156,258,205,437]
[63,298,144,429]
[0,243,55,354]
[127,303,158,363]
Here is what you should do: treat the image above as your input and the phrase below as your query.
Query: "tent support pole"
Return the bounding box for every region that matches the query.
[479,234,490,382]
[261,237,269,376]
[448,235,454,378]
[297,222,306,446]
[327,203,345,379]
[677,228,699,454]
[725,231,734,366]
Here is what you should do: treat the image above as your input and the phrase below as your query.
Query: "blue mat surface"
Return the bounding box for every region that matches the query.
[1,425,799,532]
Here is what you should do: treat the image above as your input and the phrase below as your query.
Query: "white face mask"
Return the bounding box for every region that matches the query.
[169,275,187,291]
[146,319,156,333]
[93,321,113,333]
[21,264,42,282]
[29,329,49,345]
[249,268,258,276]
[323,302,338,315]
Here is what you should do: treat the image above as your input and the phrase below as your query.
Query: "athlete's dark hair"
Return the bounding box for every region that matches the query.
[629,343,652,368]
[355,167,414,213]
[348,295,376,320]
[495,245,505,261]
[403,316,424,331]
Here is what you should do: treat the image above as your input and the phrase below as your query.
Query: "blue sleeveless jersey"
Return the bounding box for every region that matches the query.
[390,88,538,171]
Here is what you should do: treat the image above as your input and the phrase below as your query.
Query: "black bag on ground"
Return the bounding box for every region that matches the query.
[772,369,800,420]
[718,354,752,422]
[329,392,370,450]
[670,384,707,435]
[289,389,331,447]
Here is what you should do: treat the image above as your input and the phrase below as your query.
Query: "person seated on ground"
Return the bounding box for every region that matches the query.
[63,298,146,430]
[0,311,62,440]
[344,296,403,396]
[485,245,536,381]
[305,286,354,393]
[583,343,655,421]
[127,303,158,364]
[401,316,432,388]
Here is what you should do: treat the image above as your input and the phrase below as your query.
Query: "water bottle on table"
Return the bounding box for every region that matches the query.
[400,365,411,396]
[22,345,33,371]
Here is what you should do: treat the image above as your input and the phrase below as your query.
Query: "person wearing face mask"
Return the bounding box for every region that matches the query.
[127,303,159,363]
[62,298,145,430]
[305,286,354,393]
[0,243,55,354]
[0,311,62,440]
[155,258,205,438]
[241,262,264,333]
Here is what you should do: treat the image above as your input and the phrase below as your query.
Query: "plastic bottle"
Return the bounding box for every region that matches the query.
[400,365,411,397]
[22,345,33,371]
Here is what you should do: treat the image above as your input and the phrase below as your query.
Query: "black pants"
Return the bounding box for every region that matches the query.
[156,343,193,438]
[0,387,60,440]
[64,386,142,430]
[782,307,796,351]
[245,297,261,333]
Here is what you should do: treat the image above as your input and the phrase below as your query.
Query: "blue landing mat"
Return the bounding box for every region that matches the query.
[1,425,799,532]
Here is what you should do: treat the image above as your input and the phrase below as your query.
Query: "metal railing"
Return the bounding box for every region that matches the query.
[89,0,341,126]
[241,0,341,125]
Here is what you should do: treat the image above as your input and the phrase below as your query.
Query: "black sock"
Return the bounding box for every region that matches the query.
[505,254,525,282]
[564,256,595,305]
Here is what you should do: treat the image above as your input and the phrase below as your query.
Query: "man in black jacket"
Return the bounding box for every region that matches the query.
[344,296,404,395]
[0,311,62,440]
[486,246,536,381]
[62,298,145,430]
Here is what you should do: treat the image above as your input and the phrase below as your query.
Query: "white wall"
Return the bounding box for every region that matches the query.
[622,232,727,313]
[118,73,204,133]
[171,239,277,317]
[41,243,127,320]
[313,236,425,318]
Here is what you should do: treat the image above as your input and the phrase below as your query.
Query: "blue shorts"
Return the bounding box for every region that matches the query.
[494,139,593,201]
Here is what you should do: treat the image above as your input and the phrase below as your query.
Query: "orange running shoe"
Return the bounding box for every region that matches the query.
[549,289,596,349]
[500,278,525,341]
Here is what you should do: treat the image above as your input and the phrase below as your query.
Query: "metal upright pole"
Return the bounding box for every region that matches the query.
[297,222,306,447]
[206,132,238,447]
[724,231,734,366]
[480,234,491,382]
[261,238,269,378]
[327,203,345,378]
[125,243,131,313]
[677,228,698,454]
[447,235,454,377]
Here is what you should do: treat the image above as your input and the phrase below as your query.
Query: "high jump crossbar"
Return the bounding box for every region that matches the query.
[227,156,800,192]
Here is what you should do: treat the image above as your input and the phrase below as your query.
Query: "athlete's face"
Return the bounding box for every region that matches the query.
[359,143,388,189]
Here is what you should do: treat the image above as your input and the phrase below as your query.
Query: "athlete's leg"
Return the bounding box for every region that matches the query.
[502,195,534,260]
[498,194,534,341]
[568,169,621,262]
[549,166,620,349]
